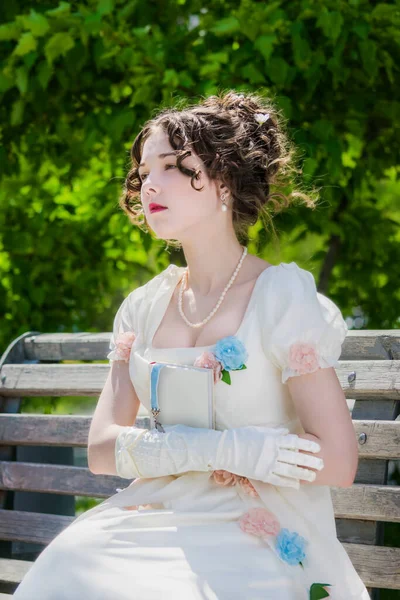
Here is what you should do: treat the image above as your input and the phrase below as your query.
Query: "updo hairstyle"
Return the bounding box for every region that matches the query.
[119,90,318,247]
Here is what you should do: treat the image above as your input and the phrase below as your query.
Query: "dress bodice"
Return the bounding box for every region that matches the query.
[104,260,347,434]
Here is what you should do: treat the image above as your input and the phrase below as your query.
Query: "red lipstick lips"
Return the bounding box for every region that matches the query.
[149,203,168,213]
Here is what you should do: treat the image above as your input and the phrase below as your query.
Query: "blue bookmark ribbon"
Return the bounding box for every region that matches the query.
[150,362,166,432]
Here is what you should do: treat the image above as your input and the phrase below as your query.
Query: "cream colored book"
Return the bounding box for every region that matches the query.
[148,362,216,431]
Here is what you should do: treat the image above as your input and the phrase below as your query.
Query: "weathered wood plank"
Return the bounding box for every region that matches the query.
[342,543,400,589]
[0,510,73,544]
[0,414,150,446]
[0,462,125,498]
[20,330,400,362]
[0,459,399,523]
[330,484,400,522]
[1,359,399,398]
[0,558,32,585]
[1,414,397,459]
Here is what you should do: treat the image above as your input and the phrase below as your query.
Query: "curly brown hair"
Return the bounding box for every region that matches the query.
[119,89,319,248]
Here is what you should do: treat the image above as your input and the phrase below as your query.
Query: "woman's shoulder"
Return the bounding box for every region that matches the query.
[256,260,318,301]
[127,263,184,302]
[254,260,348,383]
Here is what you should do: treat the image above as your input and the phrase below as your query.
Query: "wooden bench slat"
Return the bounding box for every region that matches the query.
[21,330,400,362]
[1,461,399,523]
[0,510,73,545]
[0,461,124,498]
[1,413,398,459]
[0,557,32,586]
[0,414,149,447]
[343,543,400,589]
[1,360,399,398]
[331,484,400,522]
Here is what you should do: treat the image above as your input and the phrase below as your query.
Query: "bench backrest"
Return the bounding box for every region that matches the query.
[0,330,399,597]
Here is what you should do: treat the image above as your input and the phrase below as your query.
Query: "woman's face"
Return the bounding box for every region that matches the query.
[139,127,222,242]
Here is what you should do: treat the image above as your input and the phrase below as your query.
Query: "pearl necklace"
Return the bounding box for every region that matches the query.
[178,246,248,329]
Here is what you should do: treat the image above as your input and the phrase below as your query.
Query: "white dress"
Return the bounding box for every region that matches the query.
[13,262,371,600]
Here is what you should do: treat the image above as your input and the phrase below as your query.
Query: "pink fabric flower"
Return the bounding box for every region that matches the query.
[239,477,259,498]
[287,342,319,375]
[194,351,223,384]
[211,469,241,486]
[114,331,136,362]
[124,504,139,511]
[239,507,281,538]
[124,503,157,511]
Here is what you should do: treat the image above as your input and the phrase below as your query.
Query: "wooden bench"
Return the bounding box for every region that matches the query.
[0,329,399,598]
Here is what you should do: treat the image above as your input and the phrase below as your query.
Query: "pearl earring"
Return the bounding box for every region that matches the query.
[221,191,228,212]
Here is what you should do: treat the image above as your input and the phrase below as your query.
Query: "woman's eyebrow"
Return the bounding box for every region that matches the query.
[139,152,178,167]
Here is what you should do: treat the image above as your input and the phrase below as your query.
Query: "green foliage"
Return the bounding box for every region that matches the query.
[0,0,399,362]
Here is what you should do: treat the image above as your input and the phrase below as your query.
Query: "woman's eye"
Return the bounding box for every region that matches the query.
[139,164,176,182]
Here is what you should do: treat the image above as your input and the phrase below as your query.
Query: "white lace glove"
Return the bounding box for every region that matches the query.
[115,424,324,489]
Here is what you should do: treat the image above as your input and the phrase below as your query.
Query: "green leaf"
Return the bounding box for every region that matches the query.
[20,9,50,37]
[13,32,37,56]
[37,61,53,89]
[45,2,71,17]
[45,33,75,64]
[235,364,247,370]
[316,10,344,41]
[0,22,21,41]
[209,17,240,36]
[221,370,231,385]
[241,63,265,84]
[267,57,290,85]
[309,583,331,600]
[291,30,312,69]
[254,35,276,62]
[0,72,14,93]
[11,98,25,126]
[358,39,378,79]
[15,66,29,94]
[98,0,115,16]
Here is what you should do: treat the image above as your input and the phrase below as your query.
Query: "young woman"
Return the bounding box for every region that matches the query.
[13,91,370,599]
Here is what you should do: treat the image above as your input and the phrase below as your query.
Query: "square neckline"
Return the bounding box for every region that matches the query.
[148,262,283,352]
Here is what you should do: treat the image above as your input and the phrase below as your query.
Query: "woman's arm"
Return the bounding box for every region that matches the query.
[87,361,144,475]
[287,366,359,488]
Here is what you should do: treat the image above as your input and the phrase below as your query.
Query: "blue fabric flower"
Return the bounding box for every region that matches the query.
[275,528,307,566]
[214,336,248,371]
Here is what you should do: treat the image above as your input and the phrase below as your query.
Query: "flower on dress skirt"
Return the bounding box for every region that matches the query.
[238,477,259,497]
[194,351,223,384]
[210,470,260,497]
[239,507,281,537]
[287,342,319,375]
[123,503,159,511]
[213,335,248,385]
[238,508,332,597]
[210,469,241,486]
[275,528,307,566]
[114,331,136,362]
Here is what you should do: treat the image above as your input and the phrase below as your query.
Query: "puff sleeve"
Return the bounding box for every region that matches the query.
[107,285,146,363]
[260,263,348,384]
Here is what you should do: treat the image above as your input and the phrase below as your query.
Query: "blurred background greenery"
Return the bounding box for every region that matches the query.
[1,1,399,596]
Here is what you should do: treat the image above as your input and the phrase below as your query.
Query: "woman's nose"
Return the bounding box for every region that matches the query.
[142,178,161,197]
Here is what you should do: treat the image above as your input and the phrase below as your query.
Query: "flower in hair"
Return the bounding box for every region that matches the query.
[254,112,270,125]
